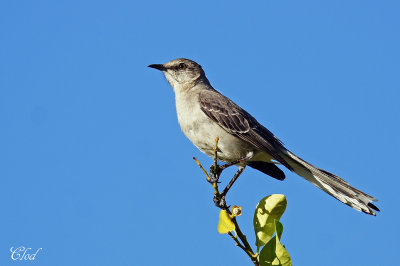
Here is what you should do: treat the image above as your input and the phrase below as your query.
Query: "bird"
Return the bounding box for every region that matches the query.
[148,58,379,215]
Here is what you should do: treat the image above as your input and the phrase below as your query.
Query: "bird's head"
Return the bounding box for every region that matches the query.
[148,58,207,91]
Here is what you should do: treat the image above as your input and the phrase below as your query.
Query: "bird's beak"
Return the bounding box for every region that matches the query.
[148,64,167,71]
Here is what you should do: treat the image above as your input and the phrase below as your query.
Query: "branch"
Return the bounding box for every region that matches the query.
[193,138,259,266]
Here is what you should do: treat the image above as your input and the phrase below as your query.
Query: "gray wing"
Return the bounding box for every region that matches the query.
[199,89,293,170]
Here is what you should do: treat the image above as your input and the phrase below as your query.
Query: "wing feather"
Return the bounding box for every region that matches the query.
[199,89,293,170]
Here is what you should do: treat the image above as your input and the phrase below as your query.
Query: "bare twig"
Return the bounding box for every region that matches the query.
[193,157,219,195]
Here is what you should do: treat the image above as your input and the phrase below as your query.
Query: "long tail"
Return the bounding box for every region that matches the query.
[280,150,379,215]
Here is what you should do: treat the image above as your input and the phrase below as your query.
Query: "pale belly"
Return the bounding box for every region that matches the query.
[175,95,254,162]
[174,87,274,163]
[182,115,254,162]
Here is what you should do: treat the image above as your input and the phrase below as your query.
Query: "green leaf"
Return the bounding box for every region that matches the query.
[254,194,287,247]
[259,220,292,266]
[275,219,283,240]
[217,210,235,234]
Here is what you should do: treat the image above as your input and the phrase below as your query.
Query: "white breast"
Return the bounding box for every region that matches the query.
[174,86,254,162]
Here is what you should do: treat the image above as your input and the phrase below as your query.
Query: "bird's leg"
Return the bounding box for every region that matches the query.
[208,152,251,184]
[213,166,246,209]
[219,152,254,171]
[208,137,222,184]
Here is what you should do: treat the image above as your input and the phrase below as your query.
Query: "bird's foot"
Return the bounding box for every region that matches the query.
[208,165,222,184]
[213,193,229,210]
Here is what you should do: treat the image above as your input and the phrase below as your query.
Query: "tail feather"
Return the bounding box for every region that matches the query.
[281,150,379,215]
[247,161,286,181]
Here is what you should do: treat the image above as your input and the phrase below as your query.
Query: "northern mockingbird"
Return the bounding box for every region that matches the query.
[149,58,379,215]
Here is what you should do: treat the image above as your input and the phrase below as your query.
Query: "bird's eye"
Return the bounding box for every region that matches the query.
[178,63,187,70]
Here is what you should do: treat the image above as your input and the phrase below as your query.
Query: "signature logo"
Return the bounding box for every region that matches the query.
[10,246,42,261]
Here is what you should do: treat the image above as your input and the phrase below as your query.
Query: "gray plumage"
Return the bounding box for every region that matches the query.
[149,58,379,215]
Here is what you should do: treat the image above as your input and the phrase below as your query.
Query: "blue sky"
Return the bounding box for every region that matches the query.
[1,1,399,265]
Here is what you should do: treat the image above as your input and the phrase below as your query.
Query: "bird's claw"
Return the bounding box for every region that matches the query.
[209,165,222,184]
[207,171,221,184]
[207,178,221,184]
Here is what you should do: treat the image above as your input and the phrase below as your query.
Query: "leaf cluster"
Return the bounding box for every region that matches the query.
[218,194,292,266]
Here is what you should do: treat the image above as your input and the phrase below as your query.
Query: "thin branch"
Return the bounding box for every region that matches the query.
[228,231,249,254]
[193,137,259,266]
[193,157,219,195]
